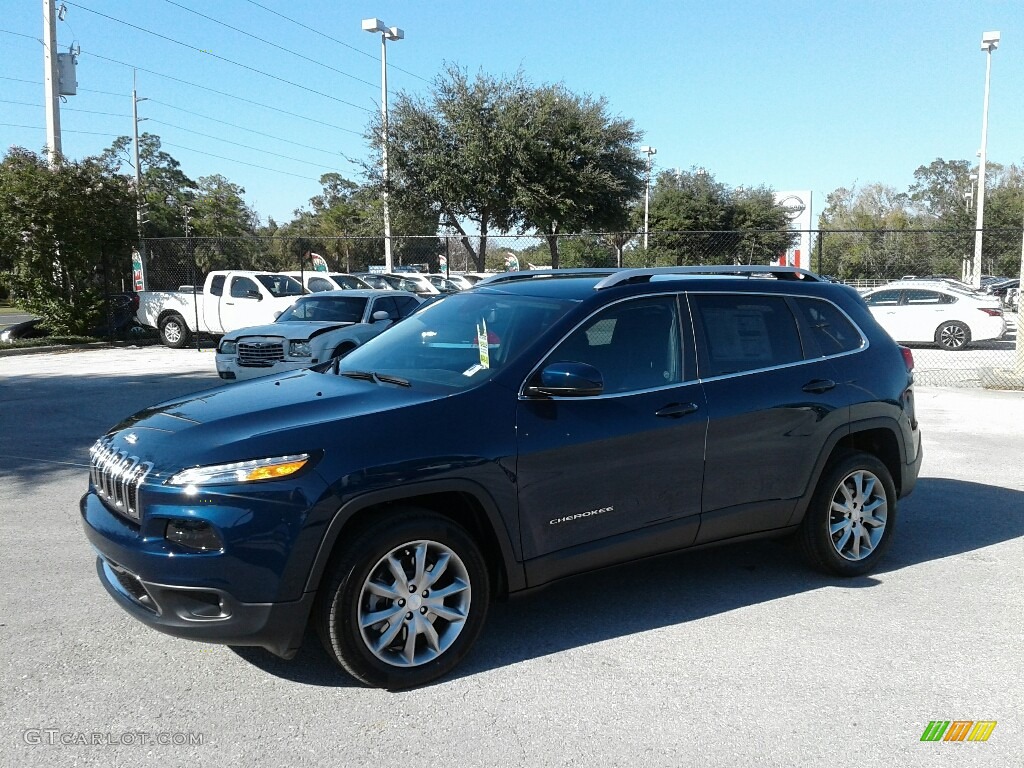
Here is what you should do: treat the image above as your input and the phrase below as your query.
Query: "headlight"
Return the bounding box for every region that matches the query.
[167,454,310,486]
[219,340,237,355]
[289,341,312,357]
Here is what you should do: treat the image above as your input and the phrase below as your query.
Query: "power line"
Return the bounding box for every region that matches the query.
[0,122,123,138]
[147,118,350,170]
[147,98,351,159]
[161,0,377,90]
[82,50,364,135]
[159,140,322,181]
[0,74,127,98]
[65,2,372,112]
[0,99,130,119]
[239,0,431,85]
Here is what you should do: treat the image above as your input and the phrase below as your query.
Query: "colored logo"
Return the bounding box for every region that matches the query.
[920,720,996,742]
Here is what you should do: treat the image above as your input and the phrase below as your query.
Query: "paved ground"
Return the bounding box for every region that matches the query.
[0,347,1021,767]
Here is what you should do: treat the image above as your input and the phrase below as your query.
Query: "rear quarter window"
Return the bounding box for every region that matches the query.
[791,297,864,356]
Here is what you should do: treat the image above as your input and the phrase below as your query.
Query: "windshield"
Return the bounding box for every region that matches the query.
[331,274,369,289]
[257,274,305,297]
[335,291,576,389]
[278,295,368,323]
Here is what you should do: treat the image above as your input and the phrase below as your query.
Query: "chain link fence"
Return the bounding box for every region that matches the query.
[139,228,1022,388]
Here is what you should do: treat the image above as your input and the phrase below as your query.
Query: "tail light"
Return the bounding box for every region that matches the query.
[899,345,915,372]
[978,307,1002,317]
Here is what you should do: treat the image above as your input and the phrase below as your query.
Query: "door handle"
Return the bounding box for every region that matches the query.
[656,402,699,418]
[802,379,836,394]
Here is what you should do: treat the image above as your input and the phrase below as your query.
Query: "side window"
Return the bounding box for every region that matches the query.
[546,296,683,394]
[904,289,954,305]
[792,298,864,356]
[692,294,803,377]
[209,275,225,296]
[394,296,421,317]
[372,297,399,320]
[309,277,334,293]
[230,277,258,299]
[864,290,901,306]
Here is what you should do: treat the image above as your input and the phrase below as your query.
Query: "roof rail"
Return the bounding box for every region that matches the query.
[475,269,617,286]
[593,265,822,290]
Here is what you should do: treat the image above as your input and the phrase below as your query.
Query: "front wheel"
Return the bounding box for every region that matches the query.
[935,320,970,350]
[316,509,490,689]
[159,313,190,348]
[799,452,897,577]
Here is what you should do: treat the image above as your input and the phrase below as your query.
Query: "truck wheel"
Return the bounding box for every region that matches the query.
[799,452,897,577]
[159,313,190,348]
[316,508,490,689]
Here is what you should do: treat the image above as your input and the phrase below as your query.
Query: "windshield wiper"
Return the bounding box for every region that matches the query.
[339,370,411,387]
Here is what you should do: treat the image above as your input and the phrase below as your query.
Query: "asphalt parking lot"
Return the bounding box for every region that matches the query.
[1,346,1021,767]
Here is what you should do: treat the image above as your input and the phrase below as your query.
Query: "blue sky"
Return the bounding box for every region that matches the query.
[2,1,1021,226]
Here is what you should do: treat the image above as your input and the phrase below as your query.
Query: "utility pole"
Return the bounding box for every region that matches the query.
[132,69,148,242]
[43,0,62,164]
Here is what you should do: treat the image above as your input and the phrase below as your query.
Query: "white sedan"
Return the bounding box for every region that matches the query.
[862,282,1005,350]
[215,290,421,382]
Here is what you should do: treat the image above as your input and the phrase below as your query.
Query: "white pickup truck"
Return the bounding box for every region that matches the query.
[137,270,306,347]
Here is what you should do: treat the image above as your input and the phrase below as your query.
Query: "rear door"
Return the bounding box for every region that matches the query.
[689,292,853,543]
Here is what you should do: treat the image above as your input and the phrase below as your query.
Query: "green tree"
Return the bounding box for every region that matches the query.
[0,148,135,333]
[378,65,530,270]
[514,85,645,267]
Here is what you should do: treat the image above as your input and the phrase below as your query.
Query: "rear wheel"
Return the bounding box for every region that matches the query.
[800,452,897,577]
[159,313,190,348]
[316,509,490,689]
[935,320,970,350]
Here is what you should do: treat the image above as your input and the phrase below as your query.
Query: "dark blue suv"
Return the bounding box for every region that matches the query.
[81,267,922,688]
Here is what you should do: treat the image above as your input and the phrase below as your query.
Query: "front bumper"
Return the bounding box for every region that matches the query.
[215,355,311,382]
[93,554,313,658]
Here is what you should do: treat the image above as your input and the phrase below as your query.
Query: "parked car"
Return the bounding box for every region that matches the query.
[215,289,421,381]
[442,274,477,291]
[425,274,463,293]
[284,272,371,293]
[380,272,441,297]
[983,278,1019,309]
[862,281,1005,350]
[351,273,395,290]
[82,266,921,689]
[136,270,305,348]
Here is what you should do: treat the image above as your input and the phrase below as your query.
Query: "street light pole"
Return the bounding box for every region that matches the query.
[641,146,656,251]
[971,30,1000,288]
[363,18,404,274]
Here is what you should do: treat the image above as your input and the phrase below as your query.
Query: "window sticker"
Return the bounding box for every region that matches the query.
[462,364,484,377]
[477,319,490,369]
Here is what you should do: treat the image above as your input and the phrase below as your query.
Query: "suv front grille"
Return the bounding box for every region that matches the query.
[238,341,285,367]
[89,439,152,521]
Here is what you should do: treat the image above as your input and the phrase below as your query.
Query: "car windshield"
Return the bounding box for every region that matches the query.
[334,291,576,389]
[257,274,305,297]
[331,274,368,289]
[278,296,368,323]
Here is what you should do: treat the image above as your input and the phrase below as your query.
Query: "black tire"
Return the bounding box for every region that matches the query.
[159,313,190,348]
[935,320,970,350]
[316,509,490,689]
[799,452,897,577]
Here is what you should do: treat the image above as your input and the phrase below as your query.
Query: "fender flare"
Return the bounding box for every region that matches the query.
[303,478,526,594]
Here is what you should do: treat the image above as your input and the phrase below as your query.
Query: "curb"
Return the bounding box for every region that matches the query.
[0,338,163,358]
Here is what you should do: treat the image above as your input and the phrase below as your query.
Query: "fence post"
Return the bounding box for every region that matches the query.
[816,230,823,275]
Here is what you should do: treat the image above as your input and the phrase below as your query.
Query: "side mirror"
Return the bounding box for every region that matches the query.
[273,310,283,320]
[245,290,262,301]
[525,361,604,398]
[371,310,391,323]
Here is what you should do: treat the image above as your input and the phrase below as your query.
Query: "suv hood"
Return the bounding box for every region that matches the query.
[106,369,436,472]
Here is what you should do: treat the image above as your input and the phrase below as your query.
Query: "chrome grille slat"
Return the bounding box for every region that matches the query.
[89,439,150,521]
[238,341,285,367]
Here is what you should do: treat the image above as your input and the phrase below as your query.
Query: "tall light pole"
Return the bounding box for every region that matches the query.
[362,18,404,273]
[641,146,656,250]
[971,30,1000,288]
